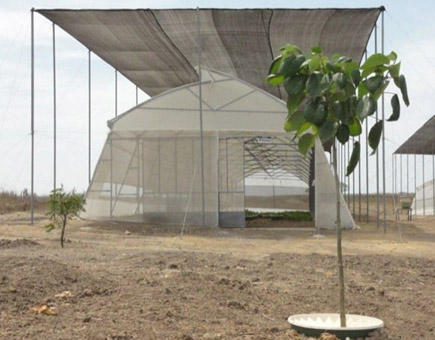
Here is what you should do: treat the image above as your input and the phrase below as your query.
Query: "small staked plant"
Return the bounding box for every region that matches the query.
[45,187,85,248]
[267,45,409,327]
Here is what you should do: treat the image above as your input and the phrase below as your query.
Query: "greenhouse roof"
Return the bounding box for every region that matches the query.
[36,8,382,98]
[394,115,435,155]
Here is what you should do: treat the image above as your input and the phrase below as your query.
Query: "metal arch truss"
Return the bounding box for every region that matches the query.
[243,135,311,184]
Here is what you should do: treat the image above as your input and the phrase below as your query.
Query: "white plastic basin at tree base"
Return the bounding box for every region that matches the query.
[288,313,384,340]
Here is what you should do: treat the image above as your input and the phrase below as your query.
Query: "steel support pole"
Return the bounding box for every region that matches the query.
[381,10,387,231]
[358,134,361,221]
[52,23,57,191]
[393,154,396,213]
[407,154,409,195]
[422,154,425,215]
[365,119,369,222]
[136,86,138,106]
[30,8,35,225]
[352,140,355,216]
[115,70,118,117]
[350,139,351,206]
[88,50,91,183]
[399,154,403,195]
[374,24,380,229]
[414,153,417,213]
[364,50,369,222]
[197,7,206,227]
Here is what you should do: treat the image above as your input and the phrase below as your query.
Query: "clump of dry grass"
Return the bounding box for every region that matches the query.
[0,190,48,214]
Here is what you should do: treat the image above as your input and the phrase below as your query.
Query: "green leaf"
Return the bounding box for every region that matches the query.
[348,116,362,136]
[298,133,316,156]
[372,80,390,101]
[331,101,343,119]
[346,141,360,176]
[278,55,306,78]
[368,120,383,155]
[351,69,361,87]
[387,94,400,121]
[287,91,305,115]
[318,119,337,144]
[297,121,312,136]
[280,44,302,55]
[333,73,347,89]
[304,99,327,126]
[361,53,390,72]
[266,74,284,86]
[284,110,305,132]
[394,75,410,106]
[356,96,377,119]
[336,124,350,144]
[307,73,330,97]
[308,55,320,72]
[284,75,307,95]
[311,46,322,54]
[365,75,384,93]
[389,61,401,78]
[358,82,369,99]
[387,51,398,62]
[268,55,282,75]
[45,223,55,232]
[331,92,348,102]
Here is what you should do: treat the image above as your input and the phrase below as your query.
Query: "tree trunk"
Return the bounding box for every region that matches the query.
[60,219,66,248]
[333,142,346,327]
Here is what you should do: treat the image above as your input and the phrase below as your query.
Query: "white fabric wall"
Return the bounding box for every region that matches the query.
[315,139,356,229]
[412,179,435,215]
[85,131,219,226]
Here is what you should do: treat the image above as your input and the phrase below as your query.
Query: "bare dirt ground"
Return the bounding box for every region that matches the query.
[0,210,434,340]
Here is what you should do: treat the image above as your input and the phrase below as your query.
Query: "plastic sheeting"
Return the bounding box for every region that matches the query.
[412,179,435,216]
[314,139,356,229]
[36,8,381,98]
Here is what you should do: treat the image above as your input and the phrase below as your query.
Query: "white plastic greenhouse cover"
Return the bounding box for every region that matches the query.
[84,69,355,229]
[412,179,435,215]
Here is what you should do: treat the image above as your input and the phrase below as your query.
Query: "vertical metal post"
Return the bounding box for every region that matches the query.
[374,23,380,229]
[30,8,35,225]
[365,119,369,222]
[381,10,387,231]
[399,154,403,195]
[433,118,435,215]
[422,154,425,215]
[358,134,361,221]
[52,23,57,191]
[197,7,206,227]
[110,137,113,218]
[352,139,355,215]
[414,153,417,213]
[350,139,351,206]
[136,85,138,106]
[393,154,396,213]
[115,70,118,117]
[88,50,92,183]
[407,154,409,195]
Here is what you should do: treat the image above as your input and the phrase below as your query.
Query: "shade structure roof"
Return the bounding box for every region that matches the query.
[36,8,382,98]
[394,115,435,155]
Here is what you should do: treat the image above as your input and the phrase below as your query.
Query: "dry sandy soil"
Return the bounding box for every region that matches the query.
[0,211,434,340]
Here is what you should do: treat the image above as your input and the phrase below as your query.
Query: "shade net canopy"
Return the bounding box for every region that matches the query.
[84,69,355,229]
[36,8,381,98]
[394,115,435,155]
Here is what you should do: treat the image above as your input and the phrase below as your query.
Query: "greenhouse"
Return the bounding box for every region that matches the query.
[30,8,386,228]
[85,68,355,228]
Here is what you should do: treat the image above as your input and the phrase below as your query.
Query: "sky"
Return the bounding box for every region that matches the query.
[0,0,434,195]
